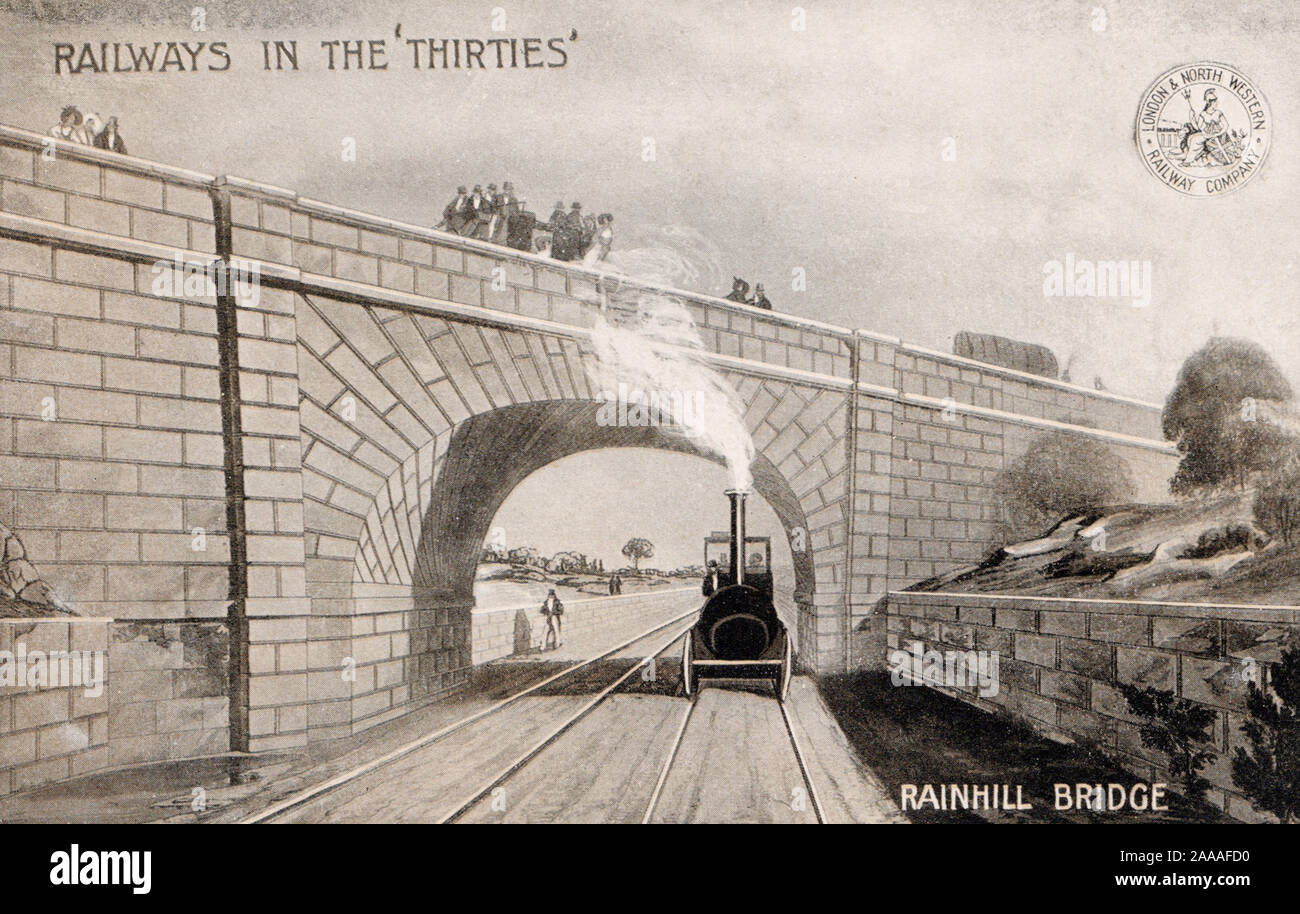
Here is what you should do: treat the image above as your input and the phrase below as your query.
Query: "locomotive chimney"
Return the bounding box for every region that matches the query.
[725,488,749,586]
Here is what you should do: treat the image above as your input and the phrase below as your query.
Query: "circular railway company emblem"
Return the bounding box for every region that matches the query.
[1135,61,1270,196]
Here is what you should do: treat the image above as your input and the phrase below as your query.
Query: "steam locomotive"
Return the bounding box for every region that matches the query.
[681,489,792,701]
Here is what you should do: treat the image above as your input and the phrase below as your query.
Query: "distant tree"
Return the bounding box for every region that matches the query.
[1162,337,1293,494]
[507,545,540,566]
[621,537,654,571]
[1232,648,1300,823]
[1254,444,1300,547]
[995,430,1134,540]
[1119,683,1218,801]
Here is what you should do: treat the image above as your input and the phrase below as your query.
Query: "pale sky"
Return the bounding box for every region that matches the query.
[495,449,789,571]
[2,0,1296,563]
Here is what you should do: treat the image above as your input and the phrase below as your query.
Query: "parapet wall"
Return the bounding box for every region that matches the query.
[882,591,1300,822]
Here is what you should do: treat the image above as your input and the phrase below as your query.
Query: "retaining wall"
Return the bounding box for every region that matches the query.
[883,590,1300,822]
[1,616,228,797]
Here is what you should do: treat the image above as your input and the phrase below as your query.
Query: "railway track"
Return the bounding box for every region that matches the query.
[244,604,827,825]
[242,608,699,824]
[436,620,695,824]
[640,685,825,824]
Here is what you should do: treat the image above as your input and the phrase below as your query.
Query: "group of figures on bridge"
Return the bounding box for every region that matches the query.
[439,184,614,266]
[48,105,128,153]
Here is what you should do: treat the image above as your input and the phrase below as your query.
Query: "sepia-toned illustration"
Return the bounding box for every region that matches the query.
[0,0,1297,838]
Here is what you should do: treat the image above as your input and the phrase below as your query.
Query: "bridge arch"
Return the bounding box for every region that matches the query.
[347,399,818,695]
[288,292,852,742]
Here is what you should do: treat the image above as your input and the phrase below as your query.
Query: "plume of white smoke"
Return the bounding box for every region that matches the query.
[600,224,729,296]
[587,293,755,491]
[584,224,756,489]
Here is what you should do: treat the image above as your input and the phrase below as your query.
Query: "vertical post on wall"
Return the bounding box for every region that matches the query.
[841,330,864,673]
[209,181,250,752]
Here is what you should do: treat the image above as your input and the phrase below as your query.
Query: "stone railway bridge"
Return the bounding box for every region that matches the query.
[0,126,1177,780]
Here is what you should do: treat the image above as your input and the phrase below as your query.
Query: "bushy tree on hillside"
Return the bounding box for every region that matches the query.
[995,431,1134,541]
[1163,338,1293,494]
[1254,443,1300,547]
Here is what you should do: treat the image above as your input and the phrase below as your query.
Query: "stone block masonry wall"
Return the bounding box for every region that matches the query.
[221,182,855,382]
[0,128,216,255]
[844,335,1177,669]
[0,618,108,797]
[0,233,232,619]
[0,128,229,623]
[471,587,699,665]
[883,591,1300,822]
[1,617,229,797]
[0,122,1182,791]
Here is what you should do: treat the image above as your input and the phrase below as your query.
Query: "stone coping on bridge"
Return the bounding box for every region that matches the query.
[0,119,1169,415]
[890,393,1176,454]
[0,124,217,189]
[0,208,1171,459]
[896,341,1162,411]
[0,120,1171,426]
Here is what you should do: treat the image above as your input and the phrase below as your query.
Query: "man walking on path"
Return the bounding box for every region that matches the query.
[541,588,564,650]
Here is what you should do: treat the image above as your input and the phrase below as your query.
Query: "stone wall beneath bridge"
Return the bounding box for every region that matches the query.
[0,122,1180,766]
[1,616,228,797]
[470,586,698,665]
[882,591,1300,822]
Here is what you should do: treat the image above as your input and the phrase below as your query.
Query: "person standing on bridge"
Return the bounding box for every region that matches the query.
[541,588,564,650]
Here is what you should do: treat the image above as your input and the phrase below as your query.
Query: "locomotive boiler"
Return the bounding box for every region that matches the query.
[681,489,792,701]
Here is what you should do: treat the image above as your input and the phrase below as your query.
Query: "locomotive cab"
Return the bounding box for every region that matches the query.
[683,490,792,701]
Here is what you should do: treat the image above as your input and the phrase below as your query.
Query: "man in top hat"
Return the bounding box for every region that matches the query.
[490,181,519,244]
[749,283,773,310]
[474,184,499,239]
[92,115,127,154]
[557,202,584,261]
[442,185,471,234]
[465,185,490,238]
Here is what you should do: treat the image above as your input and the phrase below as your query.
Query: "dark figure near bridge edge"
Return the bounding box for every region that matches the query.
[608,573,623,596]
[441,186,471,234]
[725,277,750,303]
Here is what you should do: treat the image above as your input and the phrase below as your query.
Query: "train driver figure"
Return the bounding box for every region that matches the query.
[702,560,721,597]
